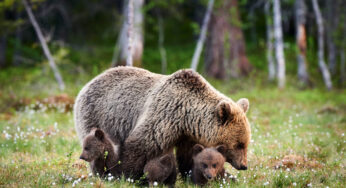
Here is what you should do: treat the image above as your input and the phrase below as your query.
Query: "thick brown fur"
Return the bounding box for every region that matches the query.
[79,128,120,177]
[74,67,251,179]
[143,152,177,187]
[191,144,226,186]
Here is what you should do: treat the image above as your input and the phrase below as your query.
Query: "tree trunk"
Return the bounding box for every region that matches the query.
[115,0,144,67]
[312,0,332,90]
[126,0,133,66]
[13,9,22,66]
[205,0,251,79]
[191,0,214,71]
[325,1,337,74]
[157,14,167,74]
[273,0,286,89]
[265,1,275,81]
[295,0,309,85]
[22,0,65,90]
[0,36,6,68]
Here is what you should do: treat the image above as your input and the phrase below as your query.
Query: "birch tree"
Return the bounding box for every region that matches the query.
[312,0,332,90]
[295,0,309,85]
[112,0,144,67]
[22,0,65,90]
[126,0,133,66]
[273,0,285,89]
[265,0,275,81]
[191,0,214,71]
[325,1,337,74]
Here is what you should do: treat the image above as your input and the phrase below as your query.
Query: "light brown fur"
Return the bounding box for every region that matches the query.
[74,67,251,179]
[191,144,226,186]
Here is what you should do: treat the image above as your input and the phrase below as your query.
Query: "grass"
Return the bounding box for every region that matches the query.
[0,64,345,187]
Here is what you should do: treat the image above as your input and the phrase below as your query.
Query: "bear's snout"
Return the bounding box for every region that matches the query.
[239,165,247,170]
[79,155,86,161]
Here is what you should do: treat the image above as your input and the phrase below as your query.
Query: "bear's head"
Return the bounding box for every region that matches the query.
[215,98,250,170]
[192,144,226,180]
[79,129,108,162]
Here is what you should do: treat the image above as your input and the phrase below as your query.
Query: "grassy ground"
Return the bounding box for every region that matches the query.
[0,66,345,187]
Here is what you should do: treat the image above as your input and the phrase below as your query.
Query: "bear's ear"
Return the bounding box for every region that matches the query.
[159,155,172,167]
[237,98,249,113]
[216,101,234,125]
[192,144,204,156]
[216,145,226,155]
[94,129,104,141]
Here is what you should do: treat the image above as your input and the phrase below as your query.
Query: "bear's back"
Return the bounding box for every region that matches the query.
[74,67,166,143]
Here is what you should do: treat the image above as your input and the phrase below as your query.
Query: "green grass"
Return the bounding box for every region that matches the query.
[0,65,345,187]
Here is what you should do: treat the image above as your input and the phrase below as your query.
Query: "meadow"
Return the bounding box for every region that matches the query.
[0,64,345,188]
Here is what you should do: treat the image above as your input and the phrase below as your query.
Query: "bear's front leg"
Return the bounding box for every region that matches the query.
[119,133,158,180]
[176,136,196,178]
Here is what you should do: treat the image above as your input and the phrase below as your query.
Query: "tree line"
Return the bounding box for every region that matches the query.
[0,0,345,90]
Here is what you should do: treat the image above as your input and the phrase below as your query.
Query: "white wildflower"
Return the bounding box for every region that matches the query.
[153,181,158,186]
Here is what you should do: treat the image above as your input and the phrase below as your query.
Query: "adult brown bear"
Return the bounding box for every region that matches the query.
[74,67,251,179]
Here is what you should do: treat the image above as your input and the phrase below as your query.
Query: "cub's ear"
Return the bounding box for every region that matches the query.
[215,145,226,155]
[192,144,205,156]
[237,98,249,113]
[159,154,172,167]
[216,101,233,125]
[94,129,105,141]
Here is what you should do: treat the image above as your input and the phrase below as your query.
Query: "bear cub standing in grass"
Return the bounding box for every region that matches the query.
[191,144,226,186]
[143,152,177,187]
[79,128,120,177]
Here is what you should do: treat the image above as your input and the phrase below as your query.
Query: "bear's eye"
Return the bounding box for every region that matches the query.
[212,164,217,168]
[202,163,208,169]
[84,147,89,151]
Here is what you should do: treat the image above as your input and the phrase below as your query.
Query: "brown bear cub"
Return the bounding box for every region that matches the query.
[143,152,177,187]
[79,128,120,177]
[191,144,226,186]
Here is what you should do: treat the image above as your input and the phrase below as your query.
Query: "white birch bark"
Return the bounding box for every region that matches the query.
[312,0,333,90]
[22,0,65,90]
[265,1,275,81]
[191,0,214,71]
[113,0,144,67]
[126,0,133,66]
[273,0,286,89]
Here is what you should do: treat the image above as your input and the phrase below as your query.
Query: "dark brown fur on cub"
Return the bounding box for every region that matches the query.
[143,152,177,187]
[191,144,226,186]
[79,128,120,177]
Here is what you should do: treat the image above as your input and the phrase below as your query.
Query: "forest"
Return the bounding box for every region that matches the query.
[0,0,345,187]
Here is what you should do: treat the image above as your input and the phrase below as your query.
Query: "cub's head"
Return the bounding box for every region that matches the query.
[79,129,107,162]
[192,144,226,180]
[215,98,251,170]
[144,154,175,183]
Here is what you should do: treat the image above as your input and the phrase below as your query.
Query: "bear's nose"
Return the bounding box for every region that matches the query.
[206,174,212,179]
[239,165,247,170]
[80,155,85,160]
